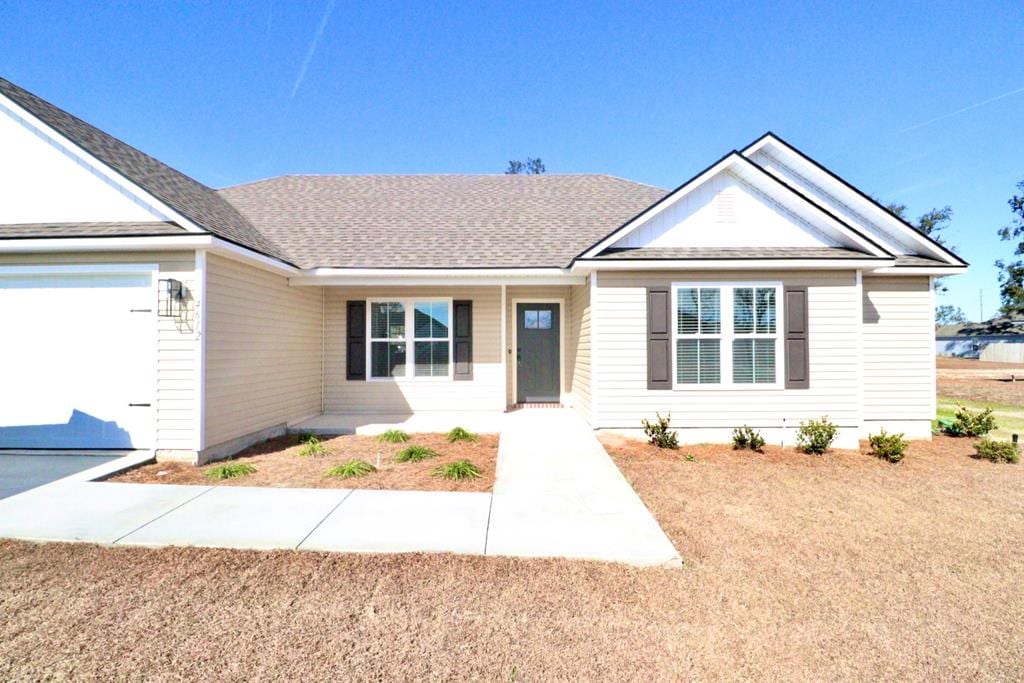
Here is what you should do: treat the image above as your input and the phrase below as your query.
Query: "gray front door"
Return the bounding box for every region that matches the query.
[516,303,560,403]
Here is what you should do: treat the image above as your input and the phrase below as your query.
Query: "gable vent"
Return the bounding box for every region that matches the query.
[716,190,737,223]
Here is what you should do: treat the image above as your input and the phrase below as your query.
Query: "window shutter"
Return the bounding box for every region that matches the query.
[346,300,366,380]
[453,299,473,381]
[647,287,672,390]
[784,286,809,389]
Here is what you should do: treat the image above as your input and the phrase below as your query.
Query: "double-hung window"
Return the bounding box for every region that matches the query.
[673,283,781,388]
[369,300,451,379]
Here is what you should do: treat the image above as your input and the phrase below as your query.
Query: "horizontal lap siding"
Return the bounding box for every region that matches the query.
[0,250,198,451]
[204,254,322,447]
[595,270,859,427]
[324,287,502,413]
[862,276,933,419]
[569,282,592,421]
[506,285,572,406]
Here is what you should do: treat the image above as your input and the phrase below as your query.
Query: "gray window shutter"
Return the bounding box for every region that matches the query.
[453,299,473,381]
[647,286,672,390]
[346,300,366,380]
[784,286,809,389]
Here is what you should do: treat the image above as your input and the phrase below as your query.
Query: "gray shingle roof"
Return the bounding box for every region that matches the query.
[218,175,668,268]
[0,222,187,239]
[894,255,951,267]
[590,246,879,260]
[0,77,290,263]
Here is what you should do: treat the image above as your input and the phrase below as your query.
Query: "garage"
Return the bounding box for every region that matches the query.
[0,267,155,450]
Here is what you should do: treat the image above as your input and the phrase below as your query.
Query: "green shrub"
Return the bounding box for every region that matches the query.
[683,453,696,462]
[297,433,327,457]
[972,439,1020,463]
[642,412,679,449]
[869,429,909,463]
[446,426,479,443]
[325,459,377,479]
[205,462,256,480]
[797,416,838,455]
[731,426,765,452]
[377,429,410,444]
[945,404,997,437]
[432,459,482,480]
[395,444,440,462]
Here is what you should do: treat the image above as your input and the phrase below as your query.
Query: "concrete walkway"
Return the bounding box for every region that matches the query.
[0,411,680,567]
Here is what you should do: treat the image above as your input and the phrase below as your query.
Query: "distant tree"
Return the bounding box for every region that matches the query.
[884,202,955,294]
[935,304,967,326]
[505,157,546,175]
[996,180,1024,314]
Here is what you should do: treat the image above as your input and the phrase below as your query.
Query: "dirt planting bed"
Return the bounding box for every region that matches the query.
[111,432,498,492]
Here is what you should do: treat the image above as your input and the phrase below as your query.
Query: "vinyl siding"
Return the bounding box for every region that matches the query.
[203,254,322,448]
[505,285,571,406]
[569,281,592,421]
[0,250,198,451]
[324,286,503,413]
[593,270,860,428]
[862,276,933,420]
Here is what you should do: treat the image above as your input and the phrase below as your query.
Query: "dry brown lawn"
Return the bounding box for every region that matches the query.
[2,433,1022,680]
[937,355,1024,405]
[111,433,498,493]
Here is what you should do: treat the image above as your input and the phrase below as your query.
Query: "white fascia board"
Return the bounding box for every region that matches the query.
[289,268,583,286]
[572,258,895,272]
[743,134,965,266]
[0,93,206,234]
[867,266,967,276]
[205,237,298,275]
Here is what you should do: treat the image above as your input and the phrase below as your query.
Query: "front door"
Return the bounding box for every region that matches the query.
[516,303,560,403]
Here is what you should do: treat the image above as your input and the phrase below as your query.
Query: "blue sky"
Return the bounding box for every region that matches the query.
[2,0,1022,318]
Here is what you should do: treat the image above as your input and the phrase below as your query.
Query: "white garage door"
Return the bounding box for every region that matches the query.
[0,269,155,449]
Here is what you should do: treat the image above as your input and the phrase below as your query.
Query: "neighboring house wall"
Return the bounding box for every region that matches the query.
[980,342,1024,363]
[505,285,572,406]
[862,276,933,437]
[324,286,504,414]
[0,250,198,453]
[569,280,592,421]
[202,254,322,459]
[593,270,861,446]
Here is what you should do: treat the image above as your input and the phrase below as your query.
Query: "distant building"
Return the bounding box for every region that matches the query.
[936,316,1024,358]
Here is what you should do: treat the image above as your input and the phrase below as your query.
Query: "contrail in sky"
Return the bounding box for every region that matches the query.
[899,84,1024,133]
[290,0,337,101]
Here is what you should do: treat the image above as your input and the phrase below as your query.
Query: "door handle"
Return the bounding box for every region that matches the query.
[128,403,151,407]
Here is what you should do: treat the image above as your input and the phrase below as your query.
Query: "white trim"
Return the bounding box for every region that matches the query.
[500,284,508,408]
[194,250,207,452]
[0,93,205,233]
[365,297,454,382]
[855,269,864,434]
[868,266,965,276]
[928,276,937,420]
[590,272,600,427]
[0,263,158,275]
[572,258,894,272]
[580,153,891,259]
[670,281,784,391]
[290,269,583,286]
[510,297,567,405]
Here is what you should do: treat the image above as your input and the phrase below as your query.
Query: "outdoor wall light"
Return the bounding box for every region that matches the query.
[158,278,184,318]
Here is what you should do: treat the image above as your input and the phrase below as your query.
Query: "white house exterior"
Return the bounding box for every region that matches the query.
[0,77,966,463]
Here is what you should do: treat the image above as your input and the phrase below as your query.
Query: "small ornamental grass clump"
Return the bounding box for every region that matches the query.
[446,426,479,443]
[325,459,377,479]
[642,412,679,449]
[205,462,256,480]
[377,429,410,444]
[297,433,327,457]
[731,426,766,453]
[945,404,998,437]
[972,438,1020,464]
[395,444,440,463]
[869,429,910,463]
[797,416,838,455]
[432,459,482,480]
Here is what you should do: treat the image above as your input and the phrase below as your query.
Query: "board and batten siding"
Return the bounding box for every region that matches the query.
[505,285,572,406]
[862,276,934,432]
[0,250,199,453]
[203,254,323,451]
[593,270,861,434]
[324,286,503,413]
[569,281,592,421]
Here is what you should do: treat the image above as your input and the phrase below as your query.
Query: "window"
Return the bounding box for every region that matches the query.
[673,283,781,388]
[369,300,451,379]
[524,309,552,330]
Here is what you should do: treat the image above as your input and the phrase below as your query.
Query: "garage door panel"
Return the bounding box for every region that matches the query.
[0,272,154,449]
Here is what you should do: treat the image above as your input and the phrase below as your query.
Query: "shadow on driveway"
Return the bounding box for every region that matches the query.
[0,454,119,500]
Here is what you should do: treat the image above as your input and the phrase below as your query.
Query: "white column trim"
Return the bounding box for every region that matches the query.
[500,284,507,409]
[855,269,865,436]
[194,249,208,453]
[590,271,600,427]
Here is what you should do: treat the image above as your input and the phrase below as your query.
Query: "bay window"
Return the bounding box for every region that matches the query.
[369,299,451,379]
[673,283,781,388]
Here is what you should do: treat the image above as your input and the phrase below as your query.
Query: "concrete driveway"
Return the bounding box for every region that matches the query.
[0,454,119,500]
